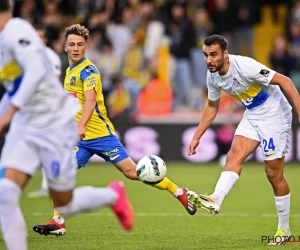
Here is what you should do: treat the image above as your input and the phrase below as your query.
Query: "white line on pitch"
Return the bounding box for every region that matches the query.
[30,212,300,218]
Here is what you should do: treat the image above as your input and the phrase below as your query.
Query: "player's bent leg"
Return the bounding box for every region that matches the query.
[114,157,139,180]
[188,135,260,215]
[264,157,291,244]
[49,183,134,231]
[27,169,49,198]
[115,157,197,215]
[33,191,71,237]
[0,168,31,250]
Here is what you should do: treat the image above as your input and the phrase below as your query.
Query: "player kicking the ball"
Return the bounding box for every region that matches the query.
[187,35,300,245]
[0,2,134,250]
[33,24,196,237]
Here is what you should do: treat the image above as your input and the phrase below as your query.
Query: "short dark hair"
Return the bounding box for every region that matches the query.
[204,35,228,51]
[0,0,12,12]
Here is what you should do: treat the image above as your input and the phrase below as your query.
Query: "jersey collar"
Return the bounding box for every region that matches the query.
[70,57,86,71]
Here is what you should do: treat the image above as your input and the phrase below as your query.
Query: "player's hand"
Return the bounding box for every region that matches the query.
[0,116,11,136]
[188,138,200,156]
[78,125,85,140]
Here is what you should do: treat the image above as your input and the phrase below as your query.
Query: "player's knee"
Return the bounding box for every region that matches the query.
[122,168,138,180]
[0,179,21,208]
[265,169,282,183]
[226,148,241,165]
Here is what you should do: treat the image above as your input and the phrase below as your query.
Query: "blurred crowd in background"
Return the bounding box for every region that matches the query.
[10,0,300,119]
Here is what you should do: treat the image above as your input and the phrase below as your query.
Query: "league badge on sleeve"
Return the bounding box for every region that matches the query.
[260,69,270,77]
[18,39,31,47]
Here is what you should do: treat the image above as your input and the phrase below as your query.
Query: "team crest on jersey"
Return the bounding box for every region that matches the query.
[70,76,76,86]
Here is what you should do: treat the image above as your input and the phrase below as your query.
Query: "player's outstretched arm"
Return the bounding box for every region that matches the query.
[0,93,10,118]
[78,89,96,140]
[270,73,300,119]
[188,99,220,155]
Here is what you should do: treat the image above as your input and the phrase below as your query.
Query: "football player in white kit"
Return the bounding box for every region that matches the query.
[0,2,134,250]
[27,25,62,198]
[187,35,300,245]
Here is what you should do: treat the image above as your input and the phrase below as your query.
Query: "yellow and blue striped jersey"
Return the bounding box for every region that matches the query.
[207,55,291,119]
[64,57,115,140]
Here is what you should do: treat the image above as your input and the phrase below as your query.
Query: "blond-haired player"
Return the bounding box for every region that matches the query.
[33,24,197,236]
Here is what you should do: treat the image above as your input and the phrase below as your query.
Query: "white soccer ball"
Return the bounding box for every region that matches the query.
[136,155,167,184]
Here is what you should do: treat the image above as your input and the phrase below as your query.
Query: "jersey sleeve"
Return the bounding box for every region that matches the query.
[80,65,101,93]
[6,20,47,108]
[7,22,44,64]
[242,57,276,87]
[46,48,61,77]
[207,73,222,101]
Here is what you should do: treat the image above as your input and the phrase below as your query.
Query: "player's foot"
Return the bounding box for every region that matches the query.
[33,218,66,236]
[109,181,134,231]
[268,228,291,245]
[176,187,197,215]
[187,191,220,215]
[27,188,48,198]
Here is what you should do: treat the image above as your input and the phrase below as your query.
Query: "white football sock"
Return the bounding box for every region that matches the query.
[210,171,239,205]
[0,178,27,250]
[53,216,65,225]
[55,186,118,217]
[41,169,48,190]
[275,193,290,231]
[173,187,183,197]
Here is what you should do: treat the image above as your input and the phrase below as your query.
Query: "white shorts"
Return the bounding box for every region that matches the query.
[0,120,78,192]
[235,112,292,161]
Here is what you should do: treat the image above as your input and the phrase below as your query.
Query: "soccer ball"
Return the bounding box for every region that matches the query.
[136,155,167,184]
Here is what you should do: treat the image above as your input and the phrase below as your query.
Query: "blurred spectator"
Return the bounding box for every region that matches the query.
[139,1,164,61]
[86,10,110,46]
[167,3,195,110]
[269,35,296,77]
[289,22,300,74]
[85,31,102,65]
[211,0,235,52]
[107,7,132,60]
[138,59,173,116]
[232,0,258,57]
[191,7,213,89]
[98,42,121,100]
[107,77,131,118]
[122,36,150,88]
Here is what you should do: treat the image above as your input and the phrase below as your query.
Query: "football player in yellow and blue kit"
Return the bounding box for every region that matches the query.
[33,24,197,236]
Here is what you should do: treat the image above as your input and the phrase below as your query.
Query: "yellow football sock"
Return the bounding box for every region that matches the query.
[50,199,61,217]
[53,209,60,217]
[154,177,178,195]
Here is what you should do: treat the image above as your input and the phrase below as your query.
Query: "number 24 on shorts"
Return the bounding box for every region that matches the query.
[262,138,275,152]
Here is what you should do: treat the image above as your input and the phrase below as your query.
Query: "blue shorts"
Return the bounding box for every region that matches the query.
[75,134,129,167]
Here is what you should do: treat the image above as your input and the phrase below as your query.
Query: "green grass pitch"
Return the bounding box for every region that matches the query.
[1,162,300,250]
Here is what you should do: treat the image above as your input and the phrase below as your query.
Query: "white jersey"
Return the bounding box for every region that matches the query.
[46,47,61,77]
[0,18,78,129]
[207,54,292,119]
